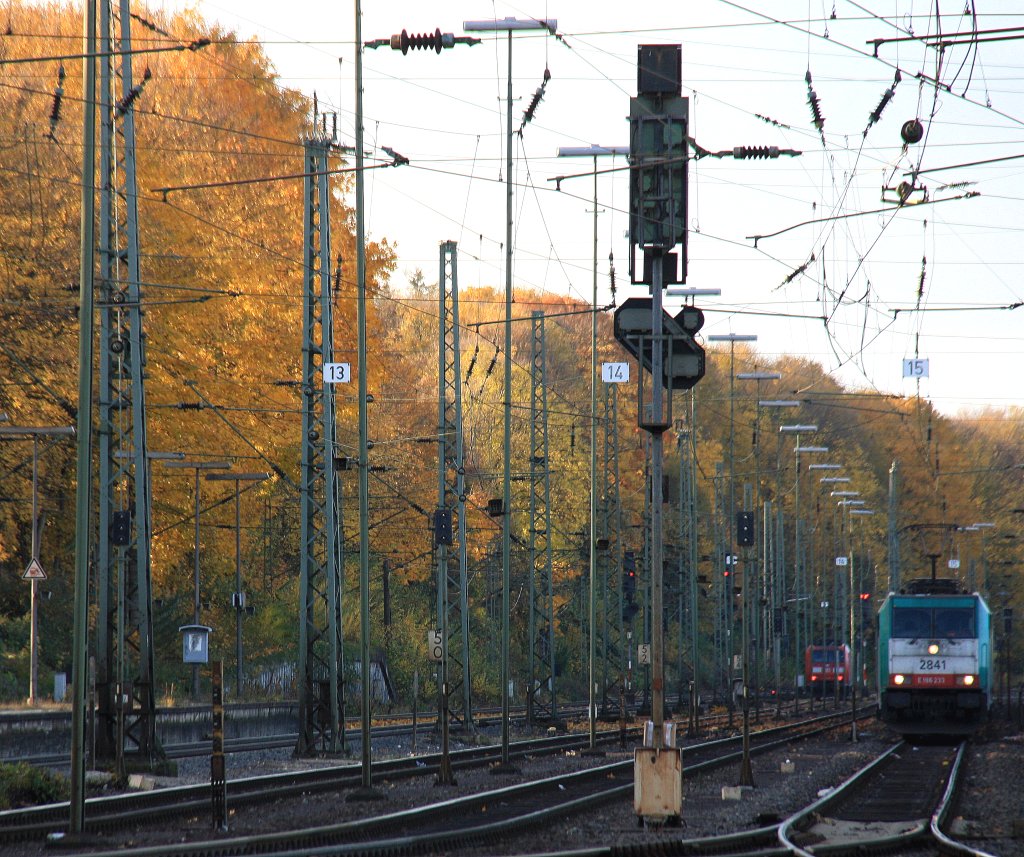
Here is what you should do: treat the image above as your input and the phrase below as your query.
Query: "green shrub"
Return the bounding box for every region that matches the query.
[0,762,69,809]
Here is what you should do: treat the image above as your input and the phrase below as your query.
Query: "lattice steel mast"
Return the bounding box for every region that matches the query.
[527,311,556,723]
[436,241,473,731]
[95,0,158,767]
[598,382,625,716]
[296,121,345,755]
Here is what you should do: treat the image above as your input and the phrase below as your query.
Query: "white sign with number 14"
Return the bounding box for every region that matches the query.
[602,362,629,383]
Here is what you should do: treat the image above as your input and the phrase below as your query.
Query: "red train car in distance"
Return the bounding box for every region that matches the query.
[805,644,852,691]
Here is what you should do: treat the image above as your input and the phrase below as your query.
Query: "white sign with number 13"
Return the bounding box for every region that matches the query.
[323,363,351,384]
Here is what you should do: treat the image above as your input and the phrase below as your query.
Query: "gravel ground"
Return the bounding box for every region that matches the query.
[7,715,1023,856]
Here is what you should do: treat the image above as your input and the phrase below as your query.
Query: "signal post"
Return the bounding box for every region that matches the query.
[615,45,704,827]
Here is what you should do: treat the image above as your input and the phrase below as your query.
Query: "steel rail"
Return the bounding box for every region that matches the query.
[34,709,871,857]
[930,742,999,857]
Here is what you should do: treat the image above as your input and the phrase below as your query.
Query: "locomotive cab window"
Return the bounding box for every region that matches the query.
[934,608,974,639]
[892,607,930,638]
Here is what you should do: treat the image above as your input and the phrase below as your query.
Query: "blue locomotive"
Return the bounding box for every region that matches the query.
[877,578,993,734]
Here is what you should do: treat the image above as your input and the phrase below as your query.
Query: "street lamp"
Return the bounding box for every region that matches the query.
[666,287,722,299]
[970,523,994,592]
[162,459,232,699]
[734,371,781,724]
[846,507,874,740]
[206,471,270,698]
[706,334,758,708]
[778,425,821,707]
[556,143,628,751]
[463,13,556,771]
[0,425,76,704]
[757,400,798,710]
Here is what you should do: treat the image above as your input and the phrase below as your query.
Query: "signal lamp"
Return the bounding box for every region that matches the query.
[893,674,905,685]
[928,643,939,655]
[963,675,975,686]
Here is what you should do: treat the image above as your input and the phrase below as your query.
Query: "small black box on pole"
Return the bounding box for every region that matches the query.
[433,508,453,546]
[736,511,755,547]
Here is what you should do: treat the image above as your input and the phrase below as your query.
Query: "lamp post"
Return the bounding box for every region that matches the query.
[205,472,270,698]
[778,425,819,708]
[735,372,781,720]
[969,523,994,592]
[802,462,840,709]
[556,143,627,750]
[707,334,757,704]
[754,400,797,710]
[0,426,76,704]
[847,507,874,741]
[463,14,556,770]
[162,459,231,699]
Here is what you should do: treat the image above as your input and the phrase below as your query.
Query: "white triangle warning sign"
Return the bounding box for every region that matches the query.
[22,559,46,580]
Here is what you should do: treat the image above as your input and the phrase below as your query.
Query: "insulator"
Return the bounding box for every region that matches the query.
[390,28,454,54]
[901,118,924,145]
[522,87,544,126]
[464,343,479,383]
[917,256,927,300]
[114,67,152,118]
[129,11,173,39]
[732,146,780,159]
[569,422,576,451]
[608,255,617,301]
[519,68,551,131]
[867,86,895,129]
[47,65,65,138]
[805,70,825,132]
[485,348,498,378]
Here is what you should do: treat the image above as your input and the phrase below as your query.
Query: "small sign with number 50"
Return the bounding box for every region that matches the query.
[602,362,629,383]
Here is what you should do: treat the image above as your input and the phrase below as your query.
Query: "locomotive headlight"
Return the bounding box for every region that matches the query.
[894,674,905,685]
[963,675,975,686]
[927,643,939,655]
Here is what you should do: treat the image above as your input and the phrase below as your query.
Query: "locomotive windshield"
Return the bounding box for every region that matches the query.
[810,648,842,663]
[892,606,975,639]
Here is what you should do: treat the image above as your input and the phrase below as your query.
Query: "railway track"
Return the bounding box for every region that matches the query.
[616,738,995,857]
[1,694,804,766]
[2,707,871,856]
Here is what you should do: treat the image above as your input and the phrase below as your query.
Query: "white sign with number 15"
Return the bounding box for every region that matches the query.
[902,358,929,378]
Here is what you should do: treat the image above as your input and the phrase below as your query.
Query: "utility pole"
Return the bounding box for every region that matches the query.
[0,427,76,705]
[676,397,700,736]
[555,143,628,748]
[463,13,556,772]
[70,0,98,832]
[366,19,479,785]
[296,113,345,756]
[95,0,158,770]
[887,460,900,592]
